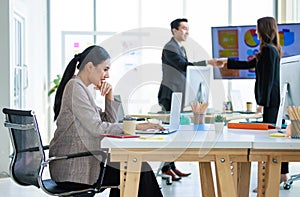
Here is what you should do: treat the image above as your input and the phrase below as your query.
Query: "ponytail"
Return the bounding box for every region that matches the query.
[53,45,110,120]
[53,56,78,120]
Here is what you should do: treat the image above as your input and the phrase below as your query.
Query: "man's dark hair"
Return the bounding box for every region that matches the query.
[170,18,188,34]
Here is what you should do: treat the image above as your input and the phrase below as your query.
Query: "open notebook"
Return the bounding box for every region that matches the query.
[135,92,182,135]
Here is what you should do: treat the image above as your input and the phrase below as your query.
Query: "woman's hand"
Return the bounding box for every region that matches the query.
[136,122,165,131]
[95,81,113,100]
[207,58,227,68]
[257,105,263,113]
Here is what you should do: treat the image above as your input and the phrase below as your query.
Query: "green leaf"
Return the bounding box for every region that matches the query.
[48,75,61,96]
[214,115,224,122]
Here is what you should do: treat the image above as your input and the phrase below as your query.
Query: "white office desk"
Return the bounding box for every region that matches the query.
[101,125,253,197]
[245,129,300,197]
[204,113,262,125]
[130,112,262,125]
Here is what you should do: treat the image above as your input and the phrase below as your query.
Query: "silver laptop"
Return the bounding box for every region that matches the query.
[135,92,182,134]
[114,95,126,123]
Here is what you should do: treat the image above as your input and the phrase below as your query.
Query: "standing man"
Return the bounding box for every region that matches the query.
[157,18,220,181]
[158,18,219,112]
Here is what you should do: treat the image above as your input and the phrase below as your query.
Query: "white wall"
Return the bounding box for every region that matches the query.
[22,0,48,143]
[0,0,47,174]
[0,0,12,175]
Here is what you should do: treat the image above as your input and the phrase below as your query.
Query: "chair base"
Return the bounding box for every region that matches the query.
[283,173,300,190]
[155,162,173,186]
[42,179,97,196]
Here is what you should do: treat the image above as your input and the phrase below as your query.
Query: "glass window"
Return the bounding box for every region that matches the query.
[231,0,274,25]
[50,0,94,80]
[141,0,183,28]
[231,0,274,109]
[298,0,300,21]
[49,0,280,113]
[96,0,139,32]
[50,0,94,31]
[186,0,228,58]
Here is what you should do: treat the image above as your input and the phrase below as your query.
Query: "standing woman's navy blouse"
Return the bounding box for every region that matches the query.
[227,44,280,108]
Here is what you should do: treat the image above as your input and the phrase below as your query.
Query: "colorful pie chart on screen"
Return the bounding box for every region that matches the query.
[279,29,294,46]
[244,29,260,47]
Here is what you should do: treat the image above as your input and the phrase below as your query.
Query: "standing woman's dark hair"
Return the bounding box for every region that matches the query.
[53,45,110,120]
[256,16,282,59]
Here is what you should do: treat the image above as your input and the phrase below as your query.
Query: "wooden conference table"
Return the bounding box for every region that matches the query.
[102,125,253,197]
[246,129,300,197]
[101,125,300,197]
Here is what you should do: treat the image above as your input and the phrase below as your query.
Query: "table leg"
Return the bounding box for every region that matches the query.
[237,162,251,197]
[120,162,127,197]
[199,162,215,197]
[264,156,281,197]
[257,161,266,197]
[122,154,142,197]
[215,155,237,197]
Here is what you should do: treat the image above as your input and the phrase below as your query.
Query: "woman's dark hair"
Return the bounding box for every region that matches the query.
[53,45,110,120]
[256,16,282,59]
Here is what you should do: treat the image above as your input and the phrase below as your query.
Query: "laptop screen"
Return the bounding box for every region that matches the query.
[168,92,182,131]
[113,95,125,123]
[135,92,182,134]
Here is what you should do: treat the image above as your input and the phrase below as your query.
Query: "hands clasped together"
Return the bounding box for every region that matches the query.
[207,58,227,68]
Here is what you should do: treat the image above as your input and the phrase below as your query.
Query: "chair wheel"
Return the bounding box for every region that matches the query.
[283,183,291,190]
[166,177,172,185]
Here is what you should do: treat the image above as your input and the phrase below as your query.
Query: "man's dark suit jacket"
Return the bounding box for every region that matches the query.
[158,37,206,111]
[227,44,280,109]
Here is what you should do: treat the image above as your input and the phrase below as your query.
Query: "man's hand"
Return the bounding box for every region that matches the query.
[257,105,263,113]
[207,58,227,68]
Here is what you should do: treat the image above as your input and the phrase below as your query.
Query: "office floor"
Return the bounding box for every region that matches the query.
[1,162,300,197]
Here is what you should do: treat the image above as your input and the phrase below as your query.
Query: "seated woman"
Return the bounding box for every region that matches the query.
[49,45,164,197]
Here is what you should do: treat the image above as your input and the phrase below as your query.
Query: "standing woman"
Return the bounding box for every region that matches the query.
[220,16,288,187]
[49,45,163,197]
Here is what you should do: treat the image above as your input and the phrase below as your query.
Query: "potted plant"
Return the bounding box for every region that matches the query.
[214,114,224,133]
[48,75,61,96]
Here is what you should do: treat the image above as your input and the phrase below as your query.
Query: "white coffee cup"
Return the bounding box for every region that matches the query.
[123,117,137,135]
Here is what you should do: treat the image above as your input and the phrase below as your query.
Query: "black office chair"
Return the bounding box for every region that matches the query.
[285,173,300,190]
[2,108,119,196]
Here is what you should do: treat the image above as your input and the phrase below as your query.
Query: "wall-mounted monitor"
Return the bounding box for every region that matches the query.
[211,23,300,79]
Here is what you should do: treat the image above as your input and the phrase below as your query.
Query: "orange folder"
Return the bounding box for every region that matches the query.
[227,123,276,130]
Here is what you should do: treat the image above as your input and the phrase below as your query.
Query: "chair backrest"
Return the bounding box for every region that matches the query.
[2,108,45,188]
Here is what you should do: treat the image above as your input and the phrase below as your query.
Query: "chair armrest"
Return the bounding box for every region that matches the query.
[17,145,50,153]
[43,145,49,150]
[43,150,108,166]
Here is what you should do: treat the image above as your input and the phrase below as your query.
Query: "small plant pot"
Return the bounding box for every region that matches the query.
[214,122,224,134]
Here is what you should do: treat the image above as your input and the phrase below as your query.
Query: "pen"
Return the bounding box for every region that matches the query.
[139,136,165,140]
